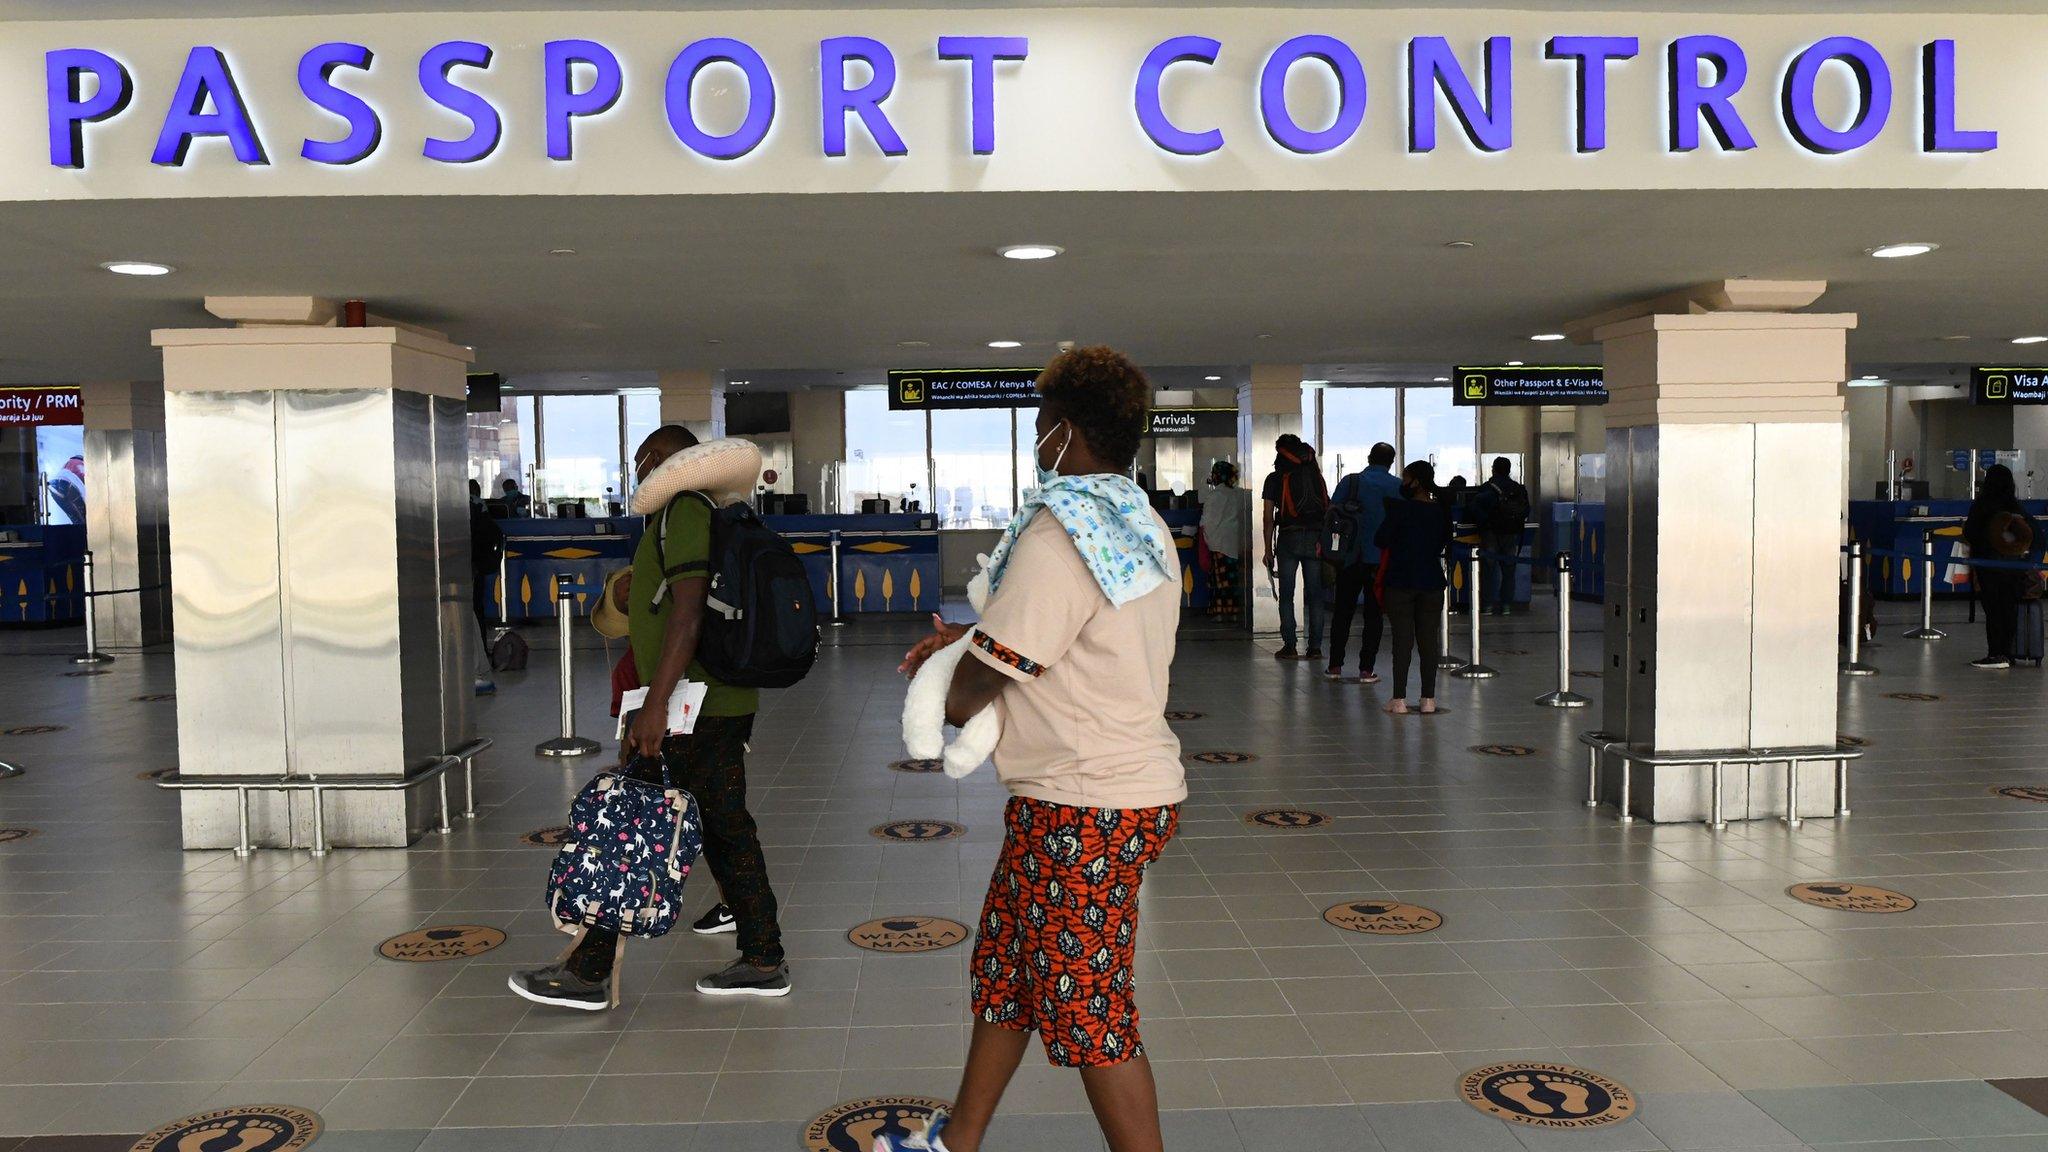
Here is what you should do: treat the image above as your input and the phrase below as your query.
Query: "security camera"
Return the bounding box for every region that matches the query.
[1056,340,1077,353]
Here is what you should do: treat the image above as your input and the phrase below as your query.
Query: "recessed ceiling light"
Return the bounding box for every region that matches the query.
[1507,360,1525,366]
[897,340,931,348]
[1204,375,1222,382]
[997,244,1063,261]
[1444,240,1475,249]
[1937,334,1971,342]
[1531,333,1566,342]
[706,338,723,345]
[1867,242,1938,259]
[101,260,172,276]
[988,340,1022,349]
[1433,376,1449,382]
[548,248,577,256]
[1849,377,1889,388]
[1861,374,1880,380]
[2013,336,2048,345]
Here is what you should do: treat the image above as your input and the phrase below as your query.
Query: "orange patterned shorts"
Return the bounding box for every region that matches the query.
[970,796,1179,1068]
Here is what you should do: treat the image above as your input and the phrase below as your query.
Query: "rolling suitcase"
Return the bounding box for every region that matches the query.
[2015,599,2045,666]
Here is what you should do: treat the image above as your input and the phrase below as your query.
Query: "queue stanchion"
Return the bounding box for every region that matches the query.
[1904,532,1946,640]
[0,759,21,780]
[493,550,512,640]
[536,583,601,758]
[1535,551,1590,708]
[827,529,847,627]
[1454,552,1498,679]
[70,551,113,666]
[1437,554,1467,671]
[1841,542,1878,677]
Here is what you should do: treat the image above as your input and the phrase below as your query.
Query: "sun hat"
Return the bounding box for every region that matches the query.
[591,568,631,638]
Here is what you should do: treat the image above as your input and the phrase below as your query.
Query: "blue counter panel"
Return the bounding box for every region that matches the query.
[1447,524,1538,609]
[1848,499,2048,599]
[490,517,642,622]
[1555,503,1606,601]
[1161,509,1212,611]
[768,513,942,616]
[0,524,86,624]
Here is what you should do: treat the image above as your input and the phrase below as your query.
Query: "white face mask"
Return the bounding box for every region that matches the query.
[1033,422,1074,487]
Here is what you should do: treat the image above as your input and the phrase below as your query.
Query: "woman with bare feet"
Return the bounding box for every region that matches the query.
[1374,460,1453,715]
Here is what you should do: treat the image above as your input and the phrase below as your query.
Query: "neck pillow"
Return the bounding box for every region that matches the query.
[630,438,764,516]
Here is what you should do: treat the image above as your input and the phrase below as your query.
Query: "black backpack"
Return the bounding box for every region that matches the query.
[657,494,818,689]
[1484,479,1530,533]
[1279,458,1327,529]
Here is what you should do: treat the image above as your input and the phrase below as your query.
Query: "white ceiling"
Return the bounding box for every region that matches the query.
[9,1,2048,15]
[0,188,2036,389]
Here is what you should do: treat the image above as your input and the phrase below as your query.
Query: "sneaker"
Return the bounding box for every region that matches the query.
[1356,671,1381,684]
[696,957,791,998]
[1304,648,1323,661]
[1273,646,1299,661]
[507,963,614,1012]
[1972,656,2012,669]
[692,903,737,935]
[874,1109,951,1152]
[1324,666,1344,680]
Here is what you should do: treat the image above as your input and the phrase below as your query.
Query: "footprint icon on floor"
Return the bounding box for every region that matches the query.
[1495,1074,1556,1115]
[1494,1072,1594,1117]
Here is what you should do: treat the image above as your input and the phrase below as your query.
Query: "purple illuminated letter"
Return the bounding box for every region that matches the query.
[666,39,776,160]
[152,47,267,166]
[46,48,132,169]
[1134,35,1222,155]
[1781,37,1890,154]
[937,36,1028,155]
[420,41,501,164]
[1545,35,1638,152]
[298,42,380,165]
[1259,35,1366,154]
[1667,35,1756,152]
[821,36,905,157]
[1921,40,1996,153]
[1407,36,1513,152]
[544,39,622,161]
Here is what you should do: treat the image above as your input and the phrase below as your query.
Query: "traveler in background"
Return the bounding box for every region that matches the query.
[1469,457,1531,616]
[469,479,504,695]
[889,346,1184,1152]
[1199,460,1250,624]
[1375,461,1454,714]
[500,477,532,517]
[1325,443,1401,682]
[1262,434,1328,661]
[1963,464,2040,669]
[510,424,788,1009]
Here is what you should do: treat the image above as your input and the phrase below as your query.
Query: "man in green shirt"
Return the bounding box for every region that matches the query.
[511,425,789,1011]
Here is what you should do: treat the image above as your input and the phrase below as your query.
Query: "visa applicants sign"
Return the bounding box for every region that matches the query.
[1971,366,2048,405]
[1453,366,1606,407]
[888,368,1041,410]
[0,386,82,427]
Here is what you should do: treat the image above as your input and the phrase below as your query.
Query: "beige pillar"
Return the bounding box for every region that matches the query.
[1573,403,1607,499]
[79,380,170,647]
[154,297,476,850]
[1571,281,1854,822]
[1239,364,1302,636]
[789,388,846,512]
[659,370,725,441]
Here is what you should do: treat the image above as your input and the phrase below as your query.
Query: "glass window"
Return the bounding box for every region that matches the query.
[35,426,85,527]
[933,408,1016,529]
[472,396,535,509]
[539,394,624,515]
[1403,386,1477,486]
[1322,387,1397,483]
[1301,386,1320,457]
[843,388,927,514]
[623,390,660,502]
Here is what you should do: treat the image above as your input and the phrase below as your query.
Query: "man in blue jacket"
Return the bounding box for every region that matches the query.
[1326,442,1402,681]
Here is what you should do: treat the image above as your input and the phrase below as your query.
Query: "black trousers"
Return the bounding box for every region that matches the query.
[1384,586,1445,700]
[1327,563,1384,673]
[576,713,783,971]
[1979,571,2022,659]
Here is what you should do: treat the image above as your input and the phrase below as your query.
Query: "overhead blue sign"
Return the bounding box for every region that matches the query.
[44,32,1998,169]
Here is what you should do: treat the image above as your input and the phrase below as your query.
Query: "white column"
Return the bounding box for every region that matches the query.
[1239,364,1302,636]
[154,297,476,849]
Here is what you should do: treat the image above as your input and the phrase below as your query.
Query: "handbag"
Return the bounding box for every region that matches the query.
[545,756,702,939]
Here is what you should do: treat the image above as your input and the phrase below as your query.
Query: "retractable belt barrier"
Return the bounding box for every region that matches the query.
[1849,538,2048,666]
[537,582,602,759]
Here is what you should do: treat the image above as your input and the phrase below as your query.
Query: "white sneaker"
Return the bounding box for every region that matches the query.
[874,1109,950,1152]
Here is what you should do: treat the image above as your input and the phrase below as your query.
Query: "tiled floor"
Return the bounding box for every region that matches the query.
[4,600,2048,1150]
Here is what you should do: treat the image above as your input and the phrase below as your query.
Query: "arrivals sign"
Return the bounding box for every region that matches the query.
[1148,408,1236,437]
[1971,366,2048,405]
[1452,366,1606,407]
[888,368,1040,410]
[0,386,81,426]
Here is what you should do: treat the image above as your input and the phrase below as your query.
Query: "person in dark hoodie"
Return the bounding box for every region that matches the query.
[1374,460,1455,713]
[1261,434,1328,660]
[1963,464,2040,669]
